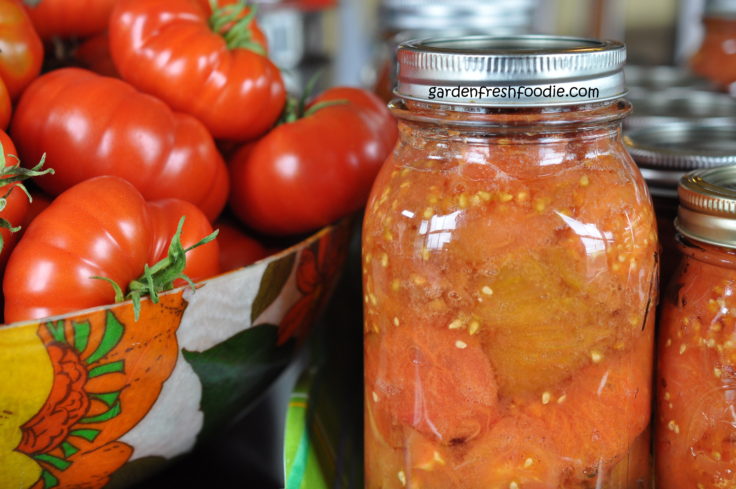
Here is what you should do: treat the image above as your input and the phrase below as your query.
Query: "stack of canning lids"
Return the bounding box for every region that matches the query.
[625,123,736,198]
[625,66,736,130]
[625,90,736,130]
[625,65,713,93]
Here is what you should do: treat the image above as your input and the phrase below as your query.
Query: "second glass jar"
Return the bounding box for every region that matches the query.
[363,36,658,489]
[656,167,736,489]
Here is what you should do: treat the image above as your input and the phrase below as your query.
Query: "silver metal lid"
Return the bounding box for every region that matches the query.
[379,0,537,33]
[677,166,736,248]
[625,88,736,131]
[705,0,736,17]
[395,35,626,107]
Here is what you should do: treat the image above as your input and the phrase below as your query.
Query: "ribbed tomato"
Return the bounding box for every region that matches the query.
[22,0,116,39]
[109,0,285,141]
[3,176,220,323]
[10,67,229,221]
[0,130,29,270]
[73,32,119,78]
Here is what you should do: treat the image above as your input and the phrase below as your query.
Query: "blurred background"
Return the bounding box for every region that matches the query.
[254,0,703,90]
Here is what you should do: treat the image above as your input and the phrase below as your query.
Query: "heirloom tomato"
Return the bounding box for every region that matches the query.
[0,0,42,100]
[73,32,119,77]
[22,0,116,39]
[215,218,268,272]
[3,176,219,323]
[228,87,397,235]
[109,0,285,141]
[0,129,50,271]
[0,82,8,129]
[0,132,23,262]
[11,67,229,221]
[17,188,50,227]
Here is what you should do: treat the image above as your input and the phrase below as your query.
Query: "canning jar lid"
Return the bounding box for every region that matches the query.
[379,0,537,33]
[625,122,736,198]
[677,166,736,248]
[395,35,626,106]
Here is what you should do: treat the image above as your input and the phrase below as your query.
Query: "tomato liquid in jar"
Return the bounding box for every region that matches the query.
[656,167,736,488]
[363,36,658,489]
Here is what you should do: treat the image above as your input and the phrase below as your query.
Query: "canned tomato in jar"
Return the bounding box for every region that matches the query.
[691,0,736,92]
[362,36,658,489]
[625,122,736,284]
[656,166,736,488]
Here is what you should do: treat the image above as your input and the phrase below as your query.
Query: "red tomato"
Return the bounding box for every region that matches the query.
[228,87,398,235]
[3,175,220,323]
[0,81,9,129]
[11,67,229,221]
[215,218,268,271]
[22,0,116,39]
[0,0,43,99]
[73,32,119,78]
[109,0,285,141]
[290,0,336,11]
[0,130,28,270]
[19,187,50,226]
[148,198,220,285]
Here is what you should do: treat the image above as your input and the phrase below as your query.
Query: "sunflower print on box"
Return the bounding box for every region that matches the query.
[0,220,350,489]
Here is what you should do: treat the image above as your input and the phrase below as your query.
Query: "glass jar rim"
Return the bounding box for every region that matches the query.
[388,97,631,130]
[677,234,736,268]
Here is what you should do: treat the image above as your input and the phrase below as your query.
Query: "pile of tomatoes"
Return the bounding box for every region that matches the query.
[0,0,397,324]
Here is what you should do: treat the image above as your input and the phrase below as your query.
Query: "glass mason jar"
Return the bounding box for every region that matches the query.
[656,166,736,488]
[362,36,658,489]
[691,0,736,92]
[371,0,538,102]
[625,122,736,285]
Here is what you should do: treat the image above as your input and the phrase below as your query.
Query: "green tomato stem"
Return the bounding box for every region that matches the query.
[302,99,349,118]
[0,146,54,255]
[208,0,266,55]
[93,216,219,320]
[276,71,349,125]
